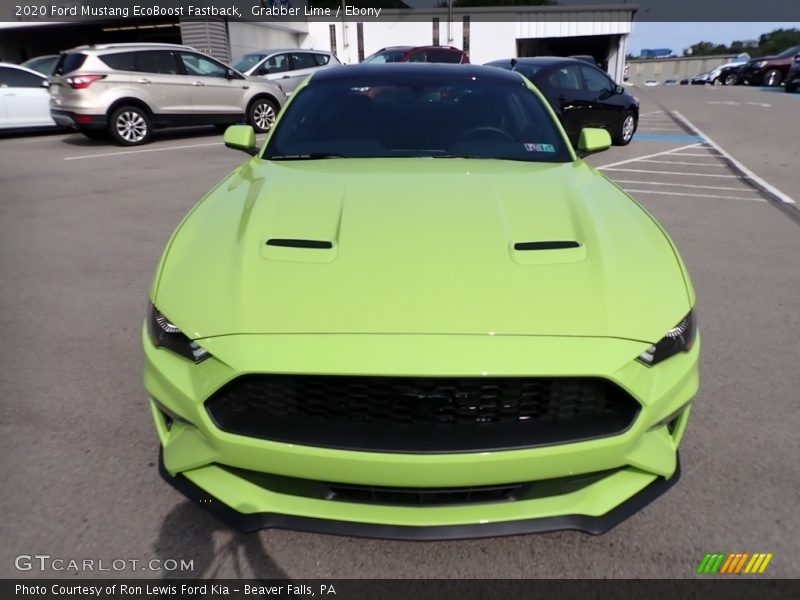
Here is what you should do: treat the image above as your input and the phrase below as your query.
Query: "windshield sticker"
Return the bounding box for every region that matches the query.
[524,143,556,153]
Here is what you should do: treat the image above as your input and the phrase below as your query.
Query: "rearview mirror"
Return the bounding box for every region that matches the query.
[577,127,612,155]
[223,125,257,155]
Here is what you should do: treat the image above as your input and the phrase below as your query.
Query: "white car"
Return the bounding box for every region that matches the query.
[0,63,56,129]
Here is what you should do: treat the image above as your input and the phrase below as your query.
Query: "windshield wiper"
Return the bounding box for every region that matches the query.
[267,153,346,160]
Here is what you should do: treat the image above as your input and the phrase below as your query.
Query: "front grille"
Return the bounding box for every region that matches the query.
[206,375,639,452]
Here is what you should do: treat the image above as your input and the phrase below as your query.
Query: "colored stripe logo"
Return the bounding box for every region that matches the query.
[697,553,773,574]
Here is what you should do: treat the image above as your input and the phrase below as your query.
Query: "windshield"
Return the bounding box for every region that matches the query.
[234,53,266,72]
[776,46,800,58]
[263,75,572,163]
[363,50,409,64]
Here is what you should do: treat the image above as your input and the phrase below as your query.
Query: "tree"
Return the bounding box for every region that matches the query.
[683,28,799,57]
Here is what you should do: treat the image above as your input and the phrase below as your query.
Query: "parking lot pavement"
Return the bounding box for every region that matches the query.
[1,93,799,580]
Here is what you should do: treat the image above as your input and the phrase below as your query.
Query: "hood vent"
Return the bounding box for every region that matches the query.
[266,238,333,249]
[514,241,580,251]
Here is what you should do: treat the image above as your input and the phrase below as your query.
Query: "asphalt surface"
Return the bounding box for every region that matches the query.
[1,85,798,579]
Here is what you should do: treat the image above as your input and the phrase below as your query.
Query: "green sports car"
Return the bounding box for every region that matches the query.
[144,64,699,539]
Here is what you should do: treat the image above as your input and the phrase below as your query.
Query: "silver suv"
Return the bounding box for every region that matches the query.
[233,49,341,95]
[49,43,287,145]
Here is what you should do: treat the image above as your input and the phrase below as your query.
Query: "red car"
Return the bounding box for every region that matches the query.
[362,46,469,64]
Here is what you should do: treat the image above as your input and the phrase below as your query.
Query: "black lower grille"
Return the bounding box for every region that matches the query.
[205,375,639,452]
[220,465,621,507]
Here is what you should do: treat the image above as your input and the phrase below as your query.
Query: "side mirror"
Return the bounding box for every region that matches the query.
[41,80,50,88]
[226,68,237,80]
[614,84,625,94]
[223,125,257,155]
[576,127,612,155]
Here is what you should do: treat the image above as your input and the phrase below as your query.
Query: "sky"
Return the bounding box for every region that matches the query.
[627,22,800,56]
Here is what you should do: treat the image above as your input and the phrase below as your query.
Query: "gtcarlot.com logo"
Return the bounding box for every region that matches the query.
[697,552,773,575]
[14,554,194,573]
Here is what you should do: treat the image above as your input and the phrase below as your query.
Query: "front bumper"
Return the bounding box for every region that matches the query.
[145,329,699,538]
[159,449,682,539]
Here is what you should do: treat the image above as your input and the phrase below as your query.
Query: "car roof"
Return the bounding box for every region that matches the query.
[0,62,46,77]
[488,56,586,68]
[245,48,333,55]
[68,43,196,52]
[311,63,522,83]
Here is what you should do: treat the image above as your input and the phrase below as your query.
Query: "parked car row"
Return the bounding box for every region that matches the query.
[678,46,800,90]
[4,43,637,146]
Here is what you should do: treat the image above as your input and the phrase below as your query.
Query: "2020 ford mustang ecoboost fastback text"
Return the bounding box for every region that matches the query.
[144,64,700,539]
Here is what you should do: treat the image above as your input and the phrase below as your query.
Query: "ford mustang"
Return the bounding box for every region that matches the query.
[144,64,699,539]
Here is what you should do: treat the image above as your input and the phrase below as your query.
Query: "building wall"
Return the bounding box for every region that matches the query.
[627,54,742,85]
[227,22,308,62]
[301,13,633,77]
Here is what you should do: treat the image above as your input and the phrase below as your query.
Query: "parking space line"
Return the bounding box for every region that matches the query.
[605,168,741,178]
[612,179,760,193]
[672,111,796,205]
[666,152,723,157]
[637,127,685,131]
[595,143,702,169]
[636,159,728,167]
[638,110,665,116]
[63,141,221,160]
[622,188,766,202]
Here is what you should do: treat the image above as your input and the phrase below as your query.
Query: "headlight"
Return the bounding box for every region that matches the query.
[147,302,210,363]
[755,60,768,68]
[638,310,697,366]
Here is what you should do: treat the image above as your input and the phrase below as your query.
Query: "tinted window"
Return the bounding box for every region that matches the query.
[407,51,427,63]
[179,52,227,77]
[259,53,290,74]
[313,53,331,66]
[580,65,613,92]
[548,65,582,90]
[515,64,544,80]
[427,49,462,64]
[264,77,571,163]
[137,51,178,74]
[53,53,87,75]
[234,53,266,72]
[100,52,138,71]
[362,49,408,64]
[291,53,317,70]
[0,67,44,88]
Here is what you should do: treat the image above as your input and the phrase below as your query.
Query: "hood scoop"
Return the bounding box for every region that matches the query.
[514,241,580,251]
[263,238,337,263]
[510,240,586,266]
[267,238,333,249]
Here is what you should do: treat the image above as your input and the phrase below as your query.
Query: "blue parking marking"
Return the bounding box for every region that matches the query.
[633,133,705,143]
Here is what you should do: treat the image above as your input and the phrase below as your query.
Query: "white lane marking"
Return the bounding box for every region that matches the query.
[605,168,741,178]
[638,110,665,116]
[665,152,723,157]
[595,143,702,170]
[673,111,795,205]
[637,127,684,131]
[64,141,221,160]
[636,159,728,167]
[611,179,761,193]
[623,188,766,202]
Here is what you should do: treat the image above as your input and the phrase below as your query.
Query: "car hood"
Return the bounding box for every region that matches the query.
[154,159,692,342]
